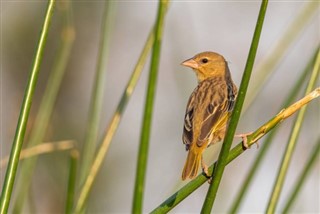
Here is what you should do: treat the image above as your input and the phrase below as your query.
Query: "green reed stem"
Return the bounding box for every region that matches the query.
[282,138,320,213]
[0,1,56,213]
[11,3,74,213]
[74,23,156,214]
[65,150,79,214]
[132,1,169,213]
[243,1,318,111]
[266,49,320,214]
[79,0,116,187]
[229,46,319,214]
[201,0,268,213]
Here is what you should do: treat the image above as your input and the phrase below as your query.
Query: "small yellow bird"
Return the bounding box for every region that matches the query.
[181,51,238,180]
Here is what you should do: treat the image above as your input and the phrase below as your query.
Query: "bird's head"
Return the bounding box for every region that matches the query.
[181,51,227,82]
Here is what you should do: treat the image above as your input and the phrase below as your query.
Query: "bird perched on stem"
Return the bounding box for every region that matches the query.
[181,51,240,180]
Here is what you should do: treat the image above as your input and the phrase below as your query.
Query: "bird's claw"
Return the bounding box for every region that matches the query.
[207,177,212,184]
[201,157,211,183]
[202,162,210,177]
[235,132,259,149]
[202,170,212,184]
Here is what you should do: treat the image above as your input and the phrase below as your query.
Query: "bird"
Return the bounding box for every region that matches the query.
[181,51,239,180]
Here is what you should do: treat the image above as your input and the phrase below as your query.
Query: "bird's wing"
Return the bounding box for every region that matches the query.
[182,88,197,151]
[183,79,237,150]
[197,81,237,146]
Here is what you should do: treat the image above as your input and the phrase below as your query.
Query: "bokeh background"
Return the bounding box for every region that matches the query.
[1,1,319,213]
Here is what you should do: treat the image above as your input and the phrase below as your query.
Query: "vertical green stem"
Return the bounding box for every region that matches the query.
[12,2,74,213]
[266,50,320,214]
[65,150,79,214]
[79,0,116,187]
[0,1,56,213]
[243,1,318,110]
[282,139,320,213]
[229,47,319,213]
[74,22,156,214]
[132,0,169,213]
[201,0,268,212]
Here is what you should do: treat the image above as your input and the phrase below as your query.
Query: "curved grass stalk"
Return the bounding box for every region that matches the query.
[74,25,156,214]
[0,1,56,213]
[0,140,76,169]
[266,49,320,214]
[282,138,320,213]
[151,87,320,214]
[201,0,269,212]
[11,2,75,213]
[79,0,116,186]
[132,1,169,213]
[229,46,319,213]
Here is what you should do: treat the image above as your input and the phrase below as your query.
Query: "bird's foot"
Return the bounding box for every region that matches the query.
[201,157,211,183]
[235,132,258,149]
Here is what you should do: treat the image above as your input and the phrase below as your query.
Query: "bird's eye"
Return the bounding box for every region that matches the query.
[201,58,208,63]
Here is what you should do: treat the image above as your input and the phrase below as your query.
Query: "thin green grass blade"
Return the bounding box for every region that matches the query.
[74,23,156,214]
[201,0,269,212]
[243,1,318,110]
[11,3,75,213]
[132,1,169,213]
[229,46,319,213]
[266,49,320,214]
[79,1,116,187]
[282,138,320,213]
[65,150,79,214]
[0,1,56,213]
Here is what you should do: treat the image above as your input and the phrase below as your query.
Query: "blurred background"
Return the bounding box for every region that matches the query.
[1,1,319,213]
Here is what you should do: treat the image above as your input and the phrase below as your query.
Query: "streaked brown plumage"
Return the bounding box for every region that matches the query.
[181,51,238,180]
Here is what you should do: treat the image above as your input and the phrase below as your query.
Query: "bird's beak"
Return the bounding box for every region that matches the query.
[181,58,199,69]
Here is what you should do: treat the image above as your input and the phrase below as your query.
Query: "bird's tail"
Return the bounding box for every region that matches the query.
[181,149,202,180]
